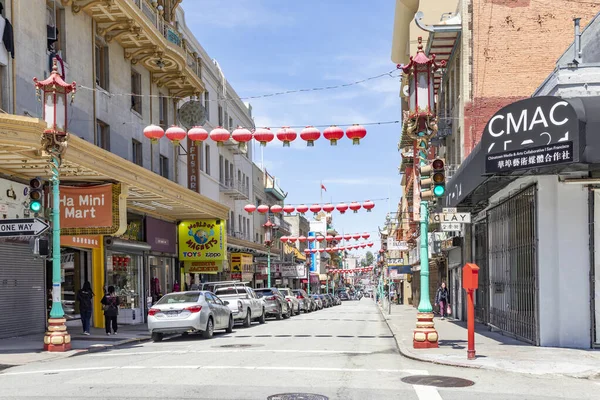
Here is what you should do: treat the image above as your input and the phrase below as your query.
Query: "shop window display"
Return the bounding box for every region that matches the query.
[106,253,143,324]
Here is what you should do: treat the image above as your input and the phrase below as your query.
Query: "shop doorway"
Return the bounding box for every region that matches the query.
[48,248,92,322]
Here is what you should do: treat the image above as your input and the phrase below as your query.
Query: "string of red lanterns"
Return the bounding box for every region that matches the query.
[143,124,367,147]
[328,267,373,274]
[300,242,374,254]
[244,200,375,215]
[281,233,371,243]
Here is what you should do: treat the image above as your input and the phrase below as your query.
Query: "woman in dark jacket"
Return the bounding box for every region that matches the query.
[77,281,94,335]
[435,282,450,320]
[100,286,119,335]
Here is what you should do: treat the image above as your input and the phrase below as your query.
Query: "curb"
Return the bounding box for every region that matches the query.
[70,336,151,357]
[377,305,600,380]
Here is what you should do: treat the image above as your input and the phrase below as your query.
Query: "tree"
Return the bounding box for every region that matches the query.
[365,251,374,266]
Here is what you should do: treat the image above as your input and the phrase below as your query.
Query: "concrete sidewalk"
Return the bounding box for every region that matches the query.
[379,301,600,379]
[0,323,151,367]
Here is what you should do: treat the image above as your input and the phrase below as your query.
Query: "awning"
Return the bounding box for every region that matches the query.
[284,243,306,261]
[0,115,229,221]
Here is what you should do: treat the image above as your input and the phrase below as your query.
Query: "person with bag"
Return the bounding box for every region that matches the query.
[77,281,94,335]
[435,282,451,320]
[101,285,119,335]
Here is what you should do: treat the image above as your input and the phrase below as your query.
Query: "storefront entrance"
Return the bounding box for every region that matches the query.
[57,248,92,322]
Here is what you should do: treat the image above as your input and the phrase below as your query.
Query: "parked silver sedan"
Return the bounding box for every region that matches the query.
[148,291,233,342]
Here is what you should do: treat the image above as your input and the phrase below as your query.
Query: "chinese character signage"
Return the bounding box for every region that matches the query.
[60,235,101,249]
[178,219,226,261]
[481,96,579,174]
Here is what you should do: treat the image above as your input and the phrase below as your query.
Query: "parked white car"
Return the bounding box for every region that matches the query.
[147,291,233,342]
[278,288,301,315]
[214,285,266,327]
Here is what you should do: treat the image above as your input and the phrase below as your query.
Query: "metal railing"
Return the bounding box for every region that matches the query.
[219,178,249,198]
[131,0,201,80]
[228,231,251,242]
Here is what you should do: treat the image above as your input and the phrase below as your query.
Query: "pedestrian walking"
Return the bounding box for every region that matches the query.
[435,282,450,320]
[77,281,94,335]
[101,285,119,335]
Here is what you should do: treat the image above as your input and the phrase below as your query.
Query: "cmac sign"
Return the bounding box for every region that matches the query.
[481,96,580,174]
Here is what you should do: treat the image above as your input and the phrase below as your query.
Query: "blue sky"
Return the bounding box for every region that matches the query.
[185,0,402,256]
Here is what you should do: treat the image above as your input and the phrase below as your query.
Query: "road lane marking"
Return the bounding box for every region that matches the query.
[89,349,376,357]
[0,365,429,376]
[413,385,444,400]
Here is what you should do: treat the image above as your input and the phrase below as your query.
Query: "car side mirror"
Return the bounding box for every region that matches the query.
[223,301,230,306]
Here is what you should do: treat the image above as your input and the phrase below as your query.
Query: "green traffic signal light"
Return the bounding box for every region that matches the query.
[30,201,42,212]
[433,185,445,197]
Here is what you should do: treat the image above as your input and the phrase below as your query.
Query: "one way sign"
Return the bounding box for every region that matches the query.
[0,218,50,238]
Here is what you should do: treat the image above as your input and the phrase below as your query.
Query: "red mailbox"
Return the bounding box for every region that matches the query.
[462,263,480,290]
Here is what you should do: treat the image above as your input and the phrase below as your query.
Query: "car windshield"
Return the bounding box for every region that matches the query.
[155,292,201,305]
[215,287,246,296]
[255,290,274,297]
[279,289,290,296]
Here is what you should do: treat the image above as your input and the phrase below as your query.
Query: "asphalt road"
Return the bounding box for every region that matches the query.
[0,299,598,400]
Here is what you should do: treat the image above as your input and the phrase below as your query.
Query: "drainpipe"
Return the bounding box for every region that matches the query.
[573,18,583,65]
[589,188,597,347]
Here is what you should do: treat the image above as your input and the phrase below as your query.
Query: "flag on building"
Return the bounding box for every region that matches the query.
[321,183,327,192]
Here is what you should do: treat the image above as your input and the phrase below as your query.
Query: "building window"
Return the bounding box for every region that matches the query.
[256,233,259,242]
[47,4,66,59]
[229,117,233,130]
[132,139,142,166]
[205,144,211,175]
[95,120,110,150]
[230,211,235,234]
[199,144,204,172]
[159,94,168,128]
[218,105,223,126]
[238,215,242,235]
[224,110,229,129]
[131,69,142,115]
[94,38,109,90]
[159,155,169,178]
[204,92,210,122]
[219,155,225,184]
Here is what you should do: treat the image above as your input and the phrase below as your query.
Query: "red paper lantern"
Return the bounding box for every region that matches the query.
[210,126,231,146]
[349,201,361,213]
[343,234,351,241]
[307,237,316,243]
[187,126,209,142]
[362,200,375,212]
[323,125,344,146]
[336,203,349,214]
[362,233,370,239]
[276,126,297,147]
[270,205,283,214]
[257,205,269,214]
[311,249,317,254]
[352,234,361,240]
[368,243,373,247]
[304,248,311,254]
[300,126,320,147]
[296,204,309,214]
[316,236,325,242]
[231,126,253,151]
[298,236,307,243]
[319,248,325,253]
[345,124,367,145]
[253,127,274,146]
[309,204,322,214]
[322,203,335,213]
[334,235,343,241]
[288,236,297,242]
[325,247,332,252]
[244,204,256,214]
[360,244,367,248]
[326,235,334,242]
[280,236,289,243]
[283,205,295,214]
[143,124,165,144]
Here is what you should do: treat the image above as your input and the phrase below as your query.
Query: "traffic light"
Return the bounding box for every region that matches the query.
[419,158,445,201]
[28,178,44,214]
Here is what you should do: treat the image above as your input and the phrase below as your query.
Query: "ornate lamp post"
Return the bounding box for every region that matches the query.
[401,37,444,349]
[34,59,76,352]
[263,219,274,288]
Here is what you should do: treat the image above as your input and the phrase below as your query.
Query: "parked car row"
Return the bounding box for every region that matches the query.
[147,281,342,342]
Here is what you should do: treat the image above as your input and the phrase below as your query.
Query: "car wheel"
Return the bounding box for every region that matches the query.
[258,309,266,324]
[283,305,291,319]
[226,315,234,333]
[202,317,214,339]
[297,304,301,315]
[243,309,252,328]
[151,332,163,342]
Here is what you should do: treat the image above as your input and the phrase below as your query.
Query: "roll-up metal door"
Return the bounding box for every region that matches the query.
[0,242,46,339]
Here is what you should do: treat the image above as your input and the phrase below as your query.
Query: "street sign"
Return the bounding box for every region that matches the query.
[443,207,457,213]
[431,212,471,224]
[441,222,461,232]
[0,218,50,237]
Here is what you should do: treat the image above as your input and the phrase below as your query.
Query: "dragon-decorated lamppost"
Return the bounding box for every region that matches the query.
[401,37,445,349]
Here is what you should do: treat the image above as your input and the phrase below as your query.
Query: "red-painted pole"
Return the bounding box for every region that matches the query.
[467,289,476,360]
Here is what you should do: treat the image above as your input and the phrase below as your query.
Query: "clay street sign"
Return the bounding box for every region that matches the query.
[0,218,50,237]
[430,213,471,224]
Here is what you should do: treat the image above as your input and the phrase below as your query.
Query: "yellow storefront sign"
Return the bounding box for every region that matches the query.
[178,219,227,261]
[231,253,253,273]
[184,261,223,275]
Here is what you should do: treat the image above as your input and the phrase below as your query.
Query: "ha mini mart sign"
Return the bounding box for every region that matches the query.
[59,184,113,229]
